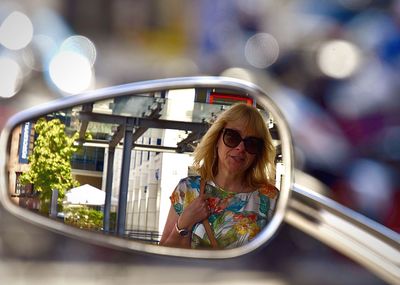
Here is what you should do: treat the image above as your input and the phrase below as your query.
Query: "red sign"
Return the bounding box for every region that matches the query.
[208,92,254,105]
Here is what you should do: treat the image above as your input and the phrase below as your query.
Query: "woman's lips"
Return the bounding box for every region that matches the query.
[230,155,245,163]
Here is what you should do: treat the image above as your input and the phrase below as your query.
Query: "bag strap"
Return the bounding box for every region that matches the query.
[200,178,219,249]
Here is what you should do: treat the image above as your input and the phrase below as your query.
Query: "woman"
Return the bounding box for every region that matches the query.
[160,103,279,249]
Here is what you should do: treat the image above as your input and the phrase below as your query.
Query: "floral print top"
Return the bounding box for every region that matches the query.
[170,176,279,249]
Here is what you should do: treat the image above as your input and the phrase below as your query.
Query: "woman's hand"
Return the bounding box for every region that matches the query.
[178,196,210,230]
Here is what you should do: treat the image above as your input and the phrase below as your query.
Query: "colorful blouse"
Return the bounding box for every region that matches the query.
[170,176,279,249]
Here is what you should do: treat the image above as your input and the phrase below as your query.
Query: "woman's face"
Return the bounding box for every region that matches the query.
[216,120,258,177]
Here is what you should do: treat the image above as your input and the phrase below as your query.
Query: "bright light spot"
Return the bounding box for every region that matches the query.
[49,51,93,94]
[220,67,254,82]
[60,35,97,67]
[0,57,23,98]
[317,40,361,79]
[0,11,33,50]
[245,33,279,69]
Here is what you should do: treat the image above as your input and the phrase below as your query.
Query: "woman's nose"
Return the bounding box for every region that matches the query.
[235,141,246,152]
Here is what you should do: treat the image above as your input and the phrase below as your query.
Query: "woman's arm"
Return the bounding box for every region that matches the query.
[159,205,191,248]
[159,196,210,248]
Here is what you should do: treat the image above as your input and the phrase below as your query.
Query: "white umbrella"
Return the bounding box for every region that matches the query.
[64,184,118,206]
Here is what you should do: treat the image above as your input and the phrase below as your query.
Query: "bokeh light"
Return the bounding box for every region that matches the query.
[0,11,33,50]
[49,51,93,94]
[317,40,362,79]
[0,56,23,98]
[245,33,280,69]
[60,35,97,67]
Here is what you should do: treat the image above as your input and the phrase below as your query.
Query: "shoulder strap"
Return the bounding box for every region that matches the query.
[200,178,219,249]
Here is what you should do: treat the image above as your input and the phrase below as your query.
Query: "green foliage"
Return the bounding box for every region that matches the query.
[64,206,104,230]
[19,118,80,213]
[109,212,117,232]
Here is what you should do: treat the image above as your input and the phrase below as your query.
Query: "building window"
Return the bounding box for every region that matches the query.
[15,172,32,195]
[156,138,162,155]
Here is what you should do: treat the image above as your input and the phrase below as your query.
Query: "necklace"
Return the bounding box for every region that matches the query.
[212,180,252,194]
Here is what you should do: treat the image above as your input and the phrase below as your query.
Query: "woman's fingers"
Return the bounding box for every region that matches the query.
[180,197,211,227]
[199,198,210,214]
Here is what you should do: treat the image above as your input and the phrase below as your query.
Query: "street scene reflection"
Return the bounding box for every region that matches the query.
[7,88,282,245]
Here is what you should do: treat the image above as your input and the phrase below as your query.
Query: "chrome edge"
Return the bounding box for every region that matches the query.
[286,170,400,285]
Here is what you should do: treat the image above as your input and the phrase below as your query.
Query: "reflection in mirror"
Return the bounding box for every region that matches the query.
[7,86,283,248]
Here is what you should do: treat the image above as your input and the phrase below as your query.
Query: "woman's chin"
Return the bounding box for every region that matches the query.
[226,165,248,176]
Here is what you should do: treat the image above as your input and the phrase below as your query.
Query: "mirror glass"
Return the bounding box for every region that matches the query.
[6,85,284,248]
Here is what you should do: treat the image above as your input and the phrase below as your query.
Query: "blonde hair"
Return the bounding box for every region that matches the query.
[192,103,276,188]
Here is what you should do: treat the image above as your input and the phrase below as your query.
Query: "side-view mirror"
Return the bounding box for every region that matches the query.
[0,76,293,258]
[0,77,398,284]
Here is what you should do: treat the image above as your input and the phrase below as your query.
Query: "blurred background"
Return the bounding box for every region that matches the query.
[0,0,398,284]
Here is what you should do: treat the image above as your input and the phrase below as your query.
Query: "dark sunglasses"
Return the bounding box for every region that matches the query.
[222,128,263,155]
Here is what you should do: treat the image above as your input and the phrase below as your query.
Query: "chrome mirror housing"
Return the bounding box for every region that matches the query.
[0,76,294,258]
